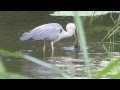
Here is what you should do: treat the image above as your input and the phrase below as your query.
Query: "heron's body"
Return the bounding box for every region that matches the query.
[21,23,60,42]
[20,23,76,57]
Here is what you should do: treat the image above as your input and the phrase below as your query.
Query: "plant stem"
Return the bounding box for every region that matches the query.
[73,11,91,78]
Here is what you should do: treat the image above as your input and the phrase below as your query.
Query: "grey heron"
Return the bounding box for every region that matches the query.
[20,23,77,57]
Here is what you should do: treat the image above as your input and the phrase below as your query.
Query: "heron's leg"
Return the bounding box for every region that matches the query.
[51,41,54,58]
[51,41,54,52]
[43,41,46,59]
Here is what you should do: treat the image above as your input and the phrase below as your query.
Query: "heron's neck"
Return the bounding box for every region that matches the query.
[64,29,74,37]
[54,29,74,43]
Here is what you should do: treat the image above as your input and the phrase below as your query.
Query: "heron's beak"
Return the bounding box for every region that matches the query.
[73,29,77,42]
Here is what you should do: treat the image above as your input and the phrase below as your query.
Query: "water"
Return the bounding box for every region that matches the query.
[0,11,120,79]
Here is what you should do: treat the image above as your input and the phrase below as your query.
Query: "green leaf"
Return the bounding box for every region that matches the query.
[111,71,120,79]
[0,72,31,79]
[94,58,120,79]
[0,49,23,58]
[73,11,91,78]
[0,60,6,73]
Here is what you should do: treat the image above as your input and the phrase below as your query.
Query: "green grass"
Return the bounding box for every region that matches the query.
[94,58,120,79]
[96,13,120,79]
[73,11,91,78]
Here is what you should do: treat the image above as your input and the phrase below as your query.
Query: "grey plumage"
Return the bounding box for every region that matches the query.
[20,23,63,42]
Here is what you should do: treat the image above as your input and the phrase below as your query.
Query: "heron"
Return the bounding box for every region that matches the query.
[20,23,78,57]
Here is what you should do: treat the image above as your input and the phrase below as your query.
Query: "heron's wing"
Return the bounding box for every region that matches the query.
[31,24,63,41]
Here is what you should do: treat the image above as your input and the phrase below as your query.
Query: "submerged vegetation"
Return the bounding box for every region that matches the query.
[0,11,120,79]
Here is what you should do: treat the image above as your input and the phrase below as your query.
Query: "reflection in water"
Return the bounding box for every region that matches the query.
[20,51,120,79]
[51,50,54,60]
[74,50,79,59]
[74,41,80,59]
[43,41,46,59]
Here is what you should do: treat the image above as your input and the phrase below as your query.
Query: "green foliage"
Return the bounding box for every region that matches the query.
[0,72,30,79]
[0,60,6,73]
[94,58,120,79]
[102,13,120,42]
[0,49,23,58]
[111,71,120,79]
[73,11,91,78]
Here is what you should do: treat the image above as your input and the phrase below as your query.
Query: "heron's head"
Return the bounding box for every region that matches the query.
[66,23,76,31]
[66,23,77,40]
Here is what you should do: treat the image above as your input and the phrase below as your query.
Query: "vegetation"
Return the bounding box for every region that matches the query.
[73,11,91,78]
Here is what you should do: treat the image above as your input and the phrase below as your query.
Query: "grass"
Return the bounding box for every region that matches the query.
[94,57,120,79]
[73,11,91,78]
[73,11,120,79]
[95,13,120,79]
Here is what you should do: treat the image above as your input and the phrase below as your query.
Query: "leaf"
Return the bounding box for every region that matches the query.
[111,71,120,79]
[0,60,6,73]
[0,72,31,79]
[94,58,120,79]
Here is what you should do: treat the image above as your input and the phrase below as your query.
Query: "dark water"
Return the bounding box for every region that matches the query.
[0,11,120,78]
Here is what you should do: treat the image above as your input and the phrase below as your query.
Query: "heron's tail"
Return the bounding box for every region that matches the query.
[20,32,33,41]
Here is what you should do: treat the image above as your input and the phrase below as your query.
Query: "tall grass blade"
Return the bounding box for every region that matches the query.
[94,58,120,79]
[0,72,30,79]
[0,59,6,73]
[110,13,116,24]
[102,13,120,42]
[111,71,120,79]
[73,11,91,78]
